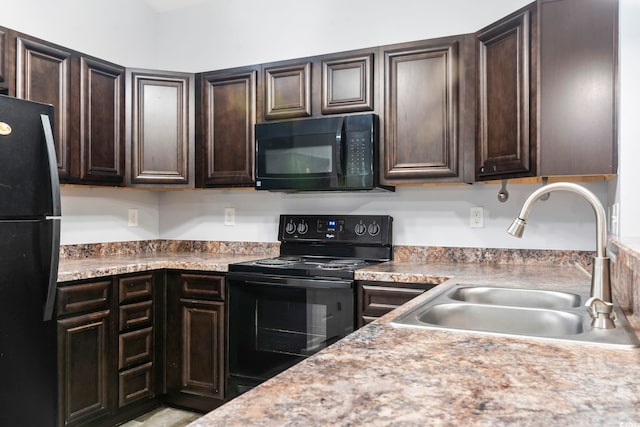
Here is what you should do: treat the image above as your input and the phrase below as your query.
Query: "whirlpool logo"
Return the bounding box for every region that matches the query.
[0,121,12,136]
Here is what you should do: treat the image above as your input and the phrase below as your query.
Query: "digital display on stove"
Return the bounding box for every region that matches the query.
[327,220,336,227]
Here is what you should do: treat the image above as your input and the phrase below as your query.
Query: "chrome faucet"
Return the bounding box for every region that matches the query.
[507,182,615,329]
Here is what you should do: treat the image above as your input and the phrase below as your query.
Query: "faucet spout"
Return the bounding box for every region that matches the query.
[506,182,614,328]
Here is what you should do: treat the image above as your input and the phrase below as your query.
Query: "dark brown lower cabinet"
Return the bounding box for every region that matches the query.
[57,273,162,427]
[357,281,437,327]
[165,272,226,412]
[56,270,436,425]
[57,308,111,427]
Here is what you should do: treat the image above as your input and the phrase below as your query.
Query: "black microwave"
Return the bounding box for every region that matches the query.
[255,114,392,192]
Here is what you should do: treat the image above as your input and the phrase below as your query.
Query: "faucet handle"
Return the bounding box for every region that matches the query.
[585,297,616,329]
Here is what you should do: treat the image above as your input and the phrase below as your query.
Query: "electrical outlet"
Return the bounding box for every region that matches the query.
[470,207,484,228]
[128,209,139,227]
[224,207,235,226]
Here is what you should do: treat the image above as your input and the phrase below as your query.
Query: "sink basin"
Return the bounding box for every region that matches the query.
[391,283,640,348]
[417,303,583,337]
[448,286,581,309]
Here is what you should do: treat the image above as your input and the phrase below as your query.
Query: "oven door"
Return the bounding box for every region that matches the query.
[227,273,354,396]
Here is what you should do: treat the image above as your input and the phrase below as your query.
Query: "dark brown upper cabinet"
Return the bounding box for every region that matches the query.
[476,4,535,180]
[196,66,257,187]
[537,0,617,176]
[379,35,475,185]
[321,52,374,114]
[476,0,618,181]
[77,57,125,184]
[13,32,126,185]
[263,61,311,120]
[127,69,194,187]
[16,36,73,179]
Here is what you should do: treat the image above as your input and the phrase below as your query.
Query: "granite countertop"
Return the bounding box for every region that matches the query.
[57,252,267,282]
[190,262,640,427]
[56,245,640,425]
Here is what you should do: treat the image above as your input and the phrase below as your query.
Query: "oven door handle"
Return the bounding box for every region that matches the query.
[242,278,353,290]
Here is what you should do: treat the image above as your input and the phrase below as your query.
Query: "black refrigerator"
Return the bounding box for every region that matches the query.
[0,95,61,426]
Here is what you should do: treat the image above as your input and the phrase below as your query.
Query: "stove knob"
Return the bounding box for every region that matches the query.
[297,222,309,234]
[368,223,380,236]
[354,223,366,236]
[285,222,296,234]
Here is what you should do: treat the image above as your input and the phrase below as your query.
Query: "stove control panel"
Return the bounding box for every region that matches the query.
[278,215,392,245]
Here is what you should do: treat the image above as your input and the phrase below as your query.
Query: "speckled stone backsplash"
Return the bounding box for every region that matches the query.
[59,240,280,259]
[393,245,594,266]
[61,240,595,266]
[609,237,640,317]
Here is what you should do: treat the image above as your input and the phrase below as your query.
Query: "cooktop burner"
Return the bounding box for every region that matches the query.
[231,256,379,279]
[254,256,302,266]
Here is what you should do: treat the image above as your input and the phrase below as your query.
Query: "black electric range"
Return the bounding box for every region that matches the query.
[226,214,393,398]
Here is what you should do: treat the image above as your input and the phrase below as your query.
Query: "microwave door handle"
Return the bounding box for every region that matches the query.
[334,117,345,179]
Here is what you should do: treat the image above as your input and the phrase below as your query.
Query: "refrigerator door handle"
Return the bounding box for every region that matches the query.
[40,114,61,217]
[43,218,60,321]
[40,113,61,321]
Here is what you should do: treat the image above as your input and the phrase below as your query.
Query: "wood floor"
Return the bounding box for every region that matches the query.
[119,407,201,427]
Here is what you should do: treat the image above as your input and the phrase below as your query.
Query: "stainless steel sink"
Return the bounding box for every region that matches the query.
[448,286,581,309]
[417,303,584,337]
[391,283,640,348]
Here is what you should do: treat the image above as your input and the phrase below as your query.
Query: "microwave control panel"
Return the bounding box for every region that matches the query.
[346,131,372,176]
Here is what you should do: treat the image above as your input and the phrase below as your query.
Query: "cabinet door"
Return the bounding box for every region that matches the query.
[128,69,194,186]
[357,282,432,328]
[538,0,617,176]
[381,36,473,184]
[476,5,535,180]
[0,27,7,86]
[167,298,225,410]
[263,61,311,120]
[79,57,125,184]
[57,310,111,427]
[166,272,226,412]
[321,52,374,114]
[197,67,257,187]
[16,36,72,179]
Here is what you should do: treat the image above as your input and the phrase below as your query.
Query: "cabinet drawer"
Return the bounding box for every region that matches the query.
[57,279,111,316]
[179,273,225,301]
[119,327,153,370]
[119,274,153,304]
[119,300,153,332]
[118,362,154,408]
[360,285,425,317]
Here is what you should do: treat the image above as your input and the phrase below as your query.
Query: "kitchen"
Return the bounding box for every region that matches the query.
[1,0,640,425]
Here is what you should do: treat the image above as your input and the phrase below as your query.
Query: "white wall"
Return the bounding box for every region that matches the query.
[0,0,158,67]
[617,0,640,237]
[60,187,159,245]
[2,0,635,249]
[152,0,532,71]
[159,182,608,250]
